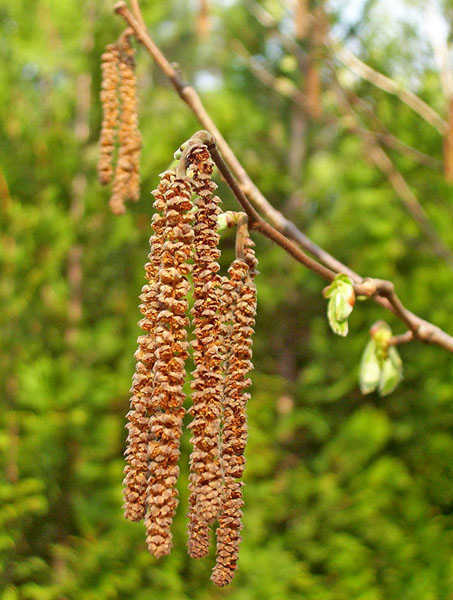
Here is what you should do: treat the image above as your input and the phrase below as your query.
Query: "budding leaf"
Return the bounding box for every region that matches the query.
[216,213,229,232]
[323,274,355,337]
[379,346,403,397]
[359,321,404,397]
[359,339,381,394]
[173,143,186,160]
[327,294,349,336]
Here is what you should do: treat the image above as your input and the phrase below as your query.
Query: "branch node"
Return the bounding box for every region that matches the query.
[114,1,127,15]
[357,278,377,296]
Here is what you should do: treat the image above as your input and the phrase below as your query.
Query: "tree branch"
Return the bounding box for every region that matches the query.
[113,1,453,353]
[244,2,450,256]
[130,0,146,29]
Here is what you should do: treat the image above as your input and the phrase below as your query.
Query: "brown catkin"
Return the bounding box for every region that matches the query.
[122,170,173,522]
[144,176,194,558]
[98,44,120,185]
[110,34,142,215]
[211,245,258,587]
[186,144,224,558]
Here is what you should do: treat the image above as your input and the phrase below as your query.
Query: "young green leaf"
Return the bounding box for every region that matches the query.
[359,339,381,394]
[328,295,349,336]
[323,274,355,337]
[359,321,404,396]
[216,212,229,232]
[378,346,403,396]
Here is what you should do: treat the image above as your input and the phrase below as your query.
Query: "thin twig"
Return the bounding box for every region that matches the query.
[113,2,453,353]
[236,36,441,172]
[247,1,442,171]
[330,40,448,135]
[130,0,146,30]
[389,331,414,346]
[235,214,249,262]
[350,94,443,171]
[232,40,309,109]
[331,73,453,266]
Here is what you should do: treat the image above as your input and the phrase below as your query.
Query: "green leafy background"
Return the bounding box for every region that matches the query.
[1,0,453,598]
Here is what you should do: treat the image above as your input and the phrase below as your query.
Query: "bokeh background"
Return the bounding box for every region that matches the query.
[2,0,453,598]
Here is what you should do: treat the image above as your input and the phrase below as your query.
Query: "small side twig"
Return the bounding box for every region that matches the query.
[235,214,249,262]
[389,331,414,346]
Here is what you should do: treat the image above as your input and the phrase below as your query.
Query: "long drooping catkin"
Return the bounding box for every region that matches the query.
[144,176,194,558]
[212,247,257,587]
[110,34,141,215]
[122,170,173,522]
[187,143,224,559]
[98,44,120,185]
[120,132,259,583]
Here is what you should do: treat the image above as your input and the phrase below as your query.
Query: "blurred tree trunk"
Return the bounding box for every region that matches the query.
[287,1,324,212]
[196,0,210,40]
[444,98,453,181]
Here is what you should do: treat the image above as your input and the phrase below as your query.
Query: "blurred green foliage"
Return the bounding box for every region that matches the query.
[1,0,453,598]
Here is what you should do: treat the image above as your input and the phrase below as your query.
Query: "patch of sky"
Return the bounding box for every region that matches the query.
[194,69,223,92]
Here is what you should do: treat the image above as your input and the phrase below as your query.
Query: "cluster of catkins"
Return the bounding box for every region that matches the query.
[122,140,257,586]
[98,33,141,214]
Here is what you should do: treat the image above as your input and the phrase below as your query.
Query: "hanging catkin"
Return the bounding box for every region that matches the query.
[110,33,141,215]
[98,43,120,185]
[120,131,259,584]
[144,175,195,558]
[122,171,172,522]
[211,240,258,587]
[186,143,224,559]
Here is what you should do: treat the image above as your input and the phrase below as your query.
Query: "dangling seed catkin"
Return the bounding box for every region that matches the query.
[211,241,258,587]
[122,170,172,522]
[187,143,224,559]
[110,34,142,215]
[144,176,195,558]
[98,44,120,185]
